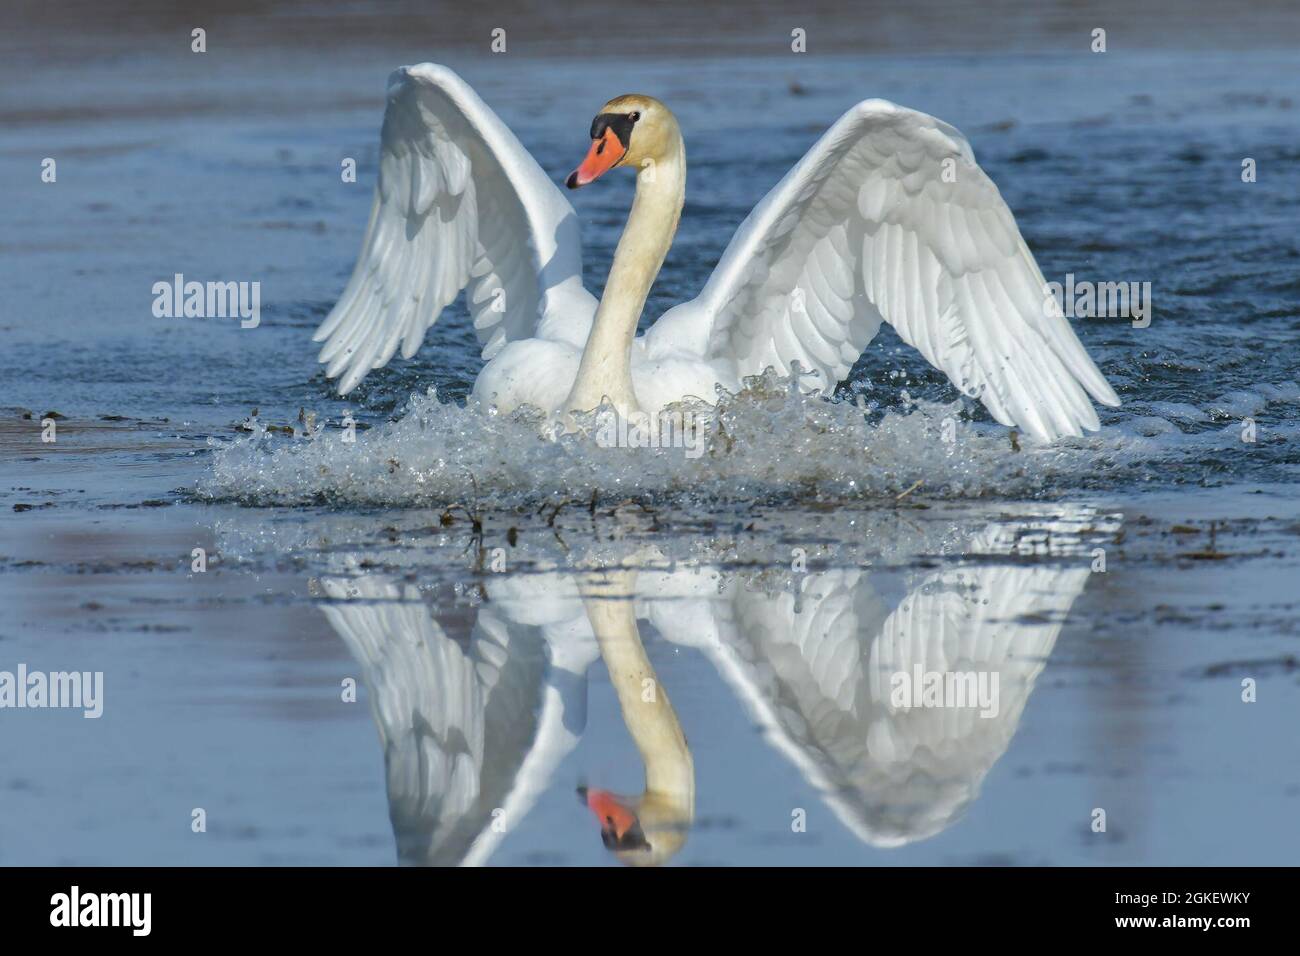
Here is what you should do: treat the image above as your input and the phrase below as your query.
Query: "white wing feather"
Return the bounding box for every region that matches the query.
[318,572,598,866]
[318,576,546,864]
[684,99,1120,441]
[313,64,593,395]
[709,554,1088,846]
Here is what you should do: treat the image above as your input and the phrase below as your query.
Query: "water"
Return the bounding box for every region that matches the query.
[2,6,1299,865]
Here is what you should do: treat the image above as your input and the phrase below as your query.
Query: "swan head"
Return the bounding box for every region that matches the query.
[566,94,678,189]
[578,785,692,867]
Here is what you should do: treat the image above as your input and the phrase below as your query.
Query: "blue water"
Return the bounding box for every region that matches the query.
[2,24,1299,866]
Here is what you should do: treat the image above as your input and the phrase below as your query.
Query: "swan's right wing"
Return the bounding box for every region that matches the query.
[314,64,594,394]
[668,99,1119,441]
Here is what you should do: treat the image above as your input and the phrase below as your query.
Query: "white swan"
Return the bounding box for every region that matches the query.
[315,62,1121,443]
[314,64,1118,444]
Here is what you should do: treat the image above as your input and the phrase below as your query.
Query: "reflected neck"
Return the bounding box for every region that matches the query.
[580,575,694,802]
[565,141,685,417]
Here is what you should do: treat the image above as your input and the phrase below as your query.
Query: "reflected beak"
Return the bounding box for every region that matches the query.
[578,786,650,851]
[566,128,625,189]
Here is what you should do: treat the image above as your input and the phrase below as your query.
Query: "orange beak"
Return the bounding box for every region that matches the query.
[578,786,650,850]
[566,128,625,189]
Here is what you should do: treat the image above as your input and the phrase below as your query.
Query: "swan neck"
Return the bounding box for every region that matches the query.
[581,582,694,802]
[566,140,685,416]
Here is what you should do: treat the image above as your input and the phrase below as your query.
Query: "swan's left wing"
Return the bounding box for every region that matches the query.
[313,64,593,395]
[671,100,1119,441]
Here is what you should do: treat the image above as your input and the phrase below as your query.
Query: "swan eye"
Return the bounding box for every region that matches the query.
[628,111,641,122]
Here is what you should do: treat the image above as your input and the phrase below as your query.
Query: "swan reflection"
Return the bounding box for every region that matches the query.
[315,507,1115,864]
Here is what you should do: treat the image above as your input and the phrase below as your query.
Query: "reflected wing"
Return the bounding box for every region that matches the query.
[850,561,1087,844]
[680,100,1118,441]
[702,519,1099,846]
[318,574,592,865]
[314,63,594,394]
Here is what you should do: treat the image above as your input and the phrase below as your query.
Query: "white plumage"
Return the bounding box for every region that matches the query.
[317,510,1109,862]
[319,572,598,866]
[315,64,1119,442]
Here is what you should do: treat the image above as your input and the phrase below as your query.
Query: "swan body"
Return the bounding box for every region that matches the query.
[316,63,1120,442]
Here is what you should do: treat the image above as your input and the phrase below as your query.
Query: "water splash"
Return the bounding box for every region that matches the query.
[197,370,1300,510]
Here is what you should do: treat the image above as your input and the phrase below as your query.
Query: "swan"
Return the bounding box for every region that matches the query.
[314,64,1120,443]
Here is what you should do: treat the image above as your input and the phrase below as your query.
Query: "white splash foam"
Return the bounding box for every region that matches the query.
[197,372,1300,509]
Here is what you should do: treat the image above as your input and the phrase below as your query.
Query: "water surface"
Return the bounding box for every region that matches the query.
[2,6,1299,865]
